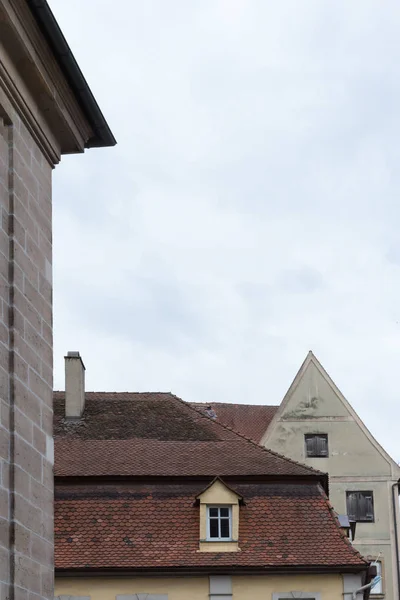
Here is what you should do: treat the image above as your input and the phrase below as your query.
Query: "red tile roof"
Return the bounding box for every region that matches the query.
[55,481,367,572]
[191,402,278,442]
[54,393,320,479]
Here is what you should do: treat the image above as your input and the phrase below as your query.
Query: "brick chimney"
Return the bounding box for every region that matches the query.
[65,351,86,418]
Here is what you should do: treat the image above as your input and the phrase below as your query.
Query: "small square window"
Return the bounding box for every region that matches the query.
[305,434,328,457]
[346,491,374,523]
[207,506,232,541]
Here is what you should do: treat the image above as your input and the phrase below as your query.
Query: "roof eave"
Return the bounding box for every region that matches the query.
[27,0,116,149]
[56,563,369,577]
[54,473,329,490]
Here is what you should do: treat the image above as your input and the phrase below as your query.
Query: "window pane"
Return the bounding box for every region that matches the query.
[346,492,357,521]
[209,508,218,517]
[365,495,374,521]
[346,491,374,522]
[305,436,315,456]
[371,562,382,594]
[220,507,229,517]
[305,434,328,457]
[209,519,219,538]
[220,518,230,538]
[316,436,328,456]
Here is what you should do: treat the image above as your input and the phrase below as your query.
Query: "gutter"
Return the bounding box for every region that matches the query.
[26,0,116,148]
[392,482,400,599]
[56,564,370,577]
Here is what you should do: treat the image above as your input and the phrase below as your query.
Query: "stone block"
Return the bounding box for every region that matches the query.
[14,436,42,482]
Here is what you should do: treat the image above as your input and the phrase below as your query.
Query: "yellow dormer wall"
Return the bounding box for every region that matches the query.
[197,479,241,552]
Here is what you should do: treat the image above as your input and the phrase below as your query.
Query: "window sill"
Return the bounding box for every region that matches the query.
[354,521,375,524]
[198,540,240,553]
[306,455,329,458]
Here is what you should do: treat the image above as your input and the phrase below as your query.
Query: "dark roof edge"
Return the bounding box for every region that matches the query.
[56,564,369,577]
[54,474,328,487]
[190,402,279,408]
[27,0,116,148]
[182,396,329,489]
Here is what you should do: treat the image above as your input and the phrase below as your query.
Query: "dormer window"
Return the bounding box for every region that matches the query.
[207,506,232,540]
[196,477,242,552]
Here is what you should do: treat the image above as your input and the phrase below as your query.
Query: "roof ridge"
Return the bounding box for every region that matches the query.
[190,401,278,408]
[54,391,174,396]
[172,395,325,478]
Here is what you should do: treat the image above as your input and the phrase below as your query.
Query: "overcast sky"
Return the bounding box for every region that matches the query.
[50,0,400,460]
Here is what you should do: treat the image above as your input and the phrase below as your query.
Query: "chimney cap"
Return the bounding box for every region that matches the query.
[65,351,86,370]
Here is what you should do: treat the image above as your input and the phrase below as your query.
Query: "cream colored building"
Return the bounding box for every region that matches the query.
[259,352,400,600]
[53,354,373,600]
[55,573,365,600]
[195,353,400,599]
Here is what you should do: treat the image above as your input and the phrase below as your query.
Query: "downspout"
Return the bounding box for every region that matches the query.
[392,482,400,599]
[351,578,381,600]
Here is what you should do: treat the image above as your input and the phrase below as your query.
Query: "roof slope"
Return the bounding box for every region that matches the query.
[260,351,400,476]
[191,402,278,443]
[27,0,116,148]
[55,481,367,571]
[53,392,321,479]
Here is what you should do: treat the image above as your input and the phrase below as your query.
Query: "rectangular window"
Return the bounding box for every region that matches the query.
[371,561,383,595]
[207,506,232,540]
[305,434,328,457]
[346,491,374,522]
[209,575,232,600]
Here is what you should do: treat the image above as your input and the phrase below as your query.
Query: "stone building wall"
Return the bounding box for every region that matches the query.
[0,103,54,600]
[0,2,114,599]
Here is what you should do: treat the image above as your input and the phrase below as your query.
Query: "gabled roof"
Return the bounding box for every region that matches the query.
[191,402,278,443]
[27,0,116,148]
[55,481,368,572]
[261,351,400,475]
[53,392,323,480]
[53,390,368,575]
[189,353,399,479]
[195,476,244,502]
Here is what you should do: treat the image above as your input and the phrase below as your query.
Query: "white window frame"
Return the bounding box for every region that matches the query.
[370,560,383,595]
[206,505,232,541]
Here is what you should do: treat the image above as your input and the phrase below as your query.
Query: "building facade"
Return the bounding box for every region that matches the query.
[53,353,372,600]
[197,352,400,600]
[261,353,400,600]
[0,3,114,600]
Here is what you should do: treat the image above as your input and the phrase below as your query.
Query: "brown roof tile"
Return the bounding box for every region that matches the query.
[191,402,278,442]
[54,392,220,441]
[54,392,321,479]
[54,481,367,571]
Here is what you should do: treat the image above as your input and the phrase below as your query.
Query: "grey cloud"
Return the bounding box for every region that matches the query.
[50,0,400,460]
[277,268,325,294]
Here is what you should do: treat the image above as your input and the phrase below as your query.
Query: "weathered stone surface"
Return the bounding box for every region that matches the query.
[0,2,113,598]
[1,95,53,600]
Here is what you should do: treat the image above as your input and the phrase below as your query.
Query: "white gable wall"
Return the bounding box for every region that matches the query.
[262,353,400,600]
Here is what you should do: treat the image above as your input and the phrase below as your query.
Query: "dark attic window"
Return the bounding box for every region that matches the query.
[346,491,375,523]
[305,433,328,457]
[207,506,232,540]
